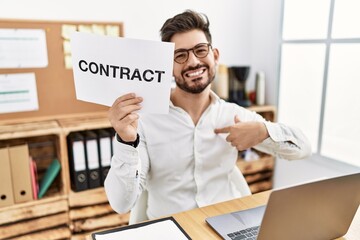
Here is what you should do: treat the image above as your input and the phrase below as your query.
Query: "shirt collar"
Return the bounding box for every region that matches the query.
[169,90,219,109]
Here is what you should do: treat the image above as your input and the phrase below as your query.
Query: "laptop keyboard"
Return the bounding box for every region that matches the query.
[227,226,260,240]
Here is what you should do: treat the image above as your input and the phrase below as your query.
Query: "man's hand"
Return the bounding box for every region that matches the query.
[108,93,143,142]
[214,115,269,151]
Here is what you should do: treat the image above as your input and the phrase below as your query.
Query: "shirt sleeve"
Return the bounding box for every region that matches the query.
[237,106,312,160]
[254,121,312,160]
[104,133,149,214]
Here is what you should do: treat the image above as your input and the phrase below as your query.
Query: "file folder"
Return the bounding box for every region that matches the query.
[96,129,112,185]
[29,157,39,200]
[0,147,15,207]
[67,132,88,191]
[9,144,33,203]
[38,158,61,199]
[84,131,101,189]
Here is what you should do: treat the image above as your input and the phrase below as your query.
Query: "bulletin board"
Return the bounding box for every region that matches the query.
[0,19,124,122]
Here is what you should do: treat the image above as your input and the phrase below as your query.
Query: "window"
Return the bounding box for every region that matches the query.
[278,0,360,167]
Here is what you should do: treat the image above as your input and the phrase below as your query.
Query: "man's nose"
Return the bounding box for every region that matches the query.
[187,50,201,64]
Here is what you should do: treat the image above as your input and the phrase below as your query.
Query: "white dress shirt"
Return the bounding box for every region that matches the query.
[105,92,311,219]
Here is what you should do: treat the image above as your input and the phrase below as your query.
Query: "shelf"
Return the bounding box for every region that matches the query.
[68,188,109,208]
[67,188,129,239]
[0,120,61,140]
[58,112,111,134]
[0,195,69,239]
[0,113,120,240]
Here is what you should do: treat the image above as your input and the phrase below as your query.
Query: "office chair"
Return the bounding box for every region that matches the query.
[128,166,251,224]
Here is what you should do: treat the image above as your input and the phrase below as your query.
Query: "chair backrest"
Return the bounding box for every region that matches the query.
[128,167,251,224]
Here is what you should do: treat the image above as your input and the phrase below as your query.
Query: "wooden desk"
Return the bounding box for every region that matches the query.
[172,191,360,240]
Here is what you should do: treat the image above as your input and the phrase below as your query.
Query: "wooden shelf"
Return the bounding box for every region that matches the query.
[68,188,109,208]
[0,196,69,239]
[58,112,111,134]
[0,120,61,140]
[0,113,126,240]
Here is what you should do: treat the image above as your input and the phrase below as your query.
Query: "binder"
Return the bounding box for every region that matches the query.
[96,129,112,185]
[84,131,101,189]
[108,128,116,156]
[29,157,39,200]
[9,144,33,203]
[0,147,15,207]
[67,132,88,191]
[38,158,61,199]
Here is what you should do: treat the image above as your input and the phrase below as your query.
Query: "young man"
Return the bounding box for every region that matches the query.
[105,10,311,220]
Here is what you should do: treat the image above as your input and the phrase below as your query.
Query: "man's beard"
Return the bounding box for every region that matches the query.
[175,64,216,94]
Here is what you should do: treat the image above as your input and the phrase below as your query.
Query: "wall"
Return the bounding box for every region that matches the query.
[1,0,280,104]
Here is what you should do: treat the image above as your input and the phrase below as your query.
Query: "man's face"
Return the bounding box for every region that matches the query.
[171,29,219,94]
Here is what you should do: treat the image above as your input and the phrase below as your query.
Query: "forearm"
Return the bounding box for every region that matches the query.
[104,144,141,214]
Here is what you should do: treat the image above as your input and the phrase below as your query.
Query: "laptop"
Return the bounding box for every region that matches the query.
[206,172,360,240]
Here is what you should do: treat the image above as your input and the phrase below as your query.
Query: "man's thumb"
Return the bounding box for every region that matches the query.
[234,115,241,124]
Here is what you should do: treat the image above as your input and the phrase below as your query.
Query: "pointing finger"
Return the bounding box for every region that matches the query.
[234,115,241,124]
[214,126,231,134]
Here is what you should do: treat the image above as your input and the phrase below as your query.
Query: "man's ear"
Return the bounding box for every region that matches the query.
[213,48,220,64]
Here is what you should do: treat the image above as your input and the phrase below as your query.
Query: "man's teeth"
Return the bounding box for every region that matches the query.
[187,70,203,77]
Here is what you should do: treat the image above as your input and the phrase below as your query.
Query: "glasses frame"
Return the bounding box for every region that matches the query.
[174,43,212,64]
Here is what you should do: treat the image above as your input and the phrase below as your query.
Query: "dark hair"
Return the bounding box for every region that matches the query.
[160,10,212,43]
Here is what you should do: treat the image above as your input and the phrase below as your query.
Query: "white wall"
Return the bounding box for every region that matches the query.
[1,0,280,104]
[250,0,282,106]
[0,0,252,67]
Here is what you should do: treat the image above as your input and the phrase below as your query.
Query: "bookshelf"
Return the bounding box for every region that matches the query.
[0,113,129,240]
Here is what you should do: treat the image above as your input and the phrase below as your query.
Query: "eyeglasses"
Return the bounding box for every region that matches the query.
[174,43,212,64]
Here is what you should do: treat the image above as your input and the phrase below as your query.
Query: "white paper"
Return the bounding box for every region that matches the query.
[0,29,48,68]
[95,219,189,240]
[0,73,39,114]
[70,31,174,114]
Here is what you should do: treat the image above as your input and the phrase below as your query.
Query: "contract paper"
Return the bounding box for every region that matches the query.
[70,32,174,114]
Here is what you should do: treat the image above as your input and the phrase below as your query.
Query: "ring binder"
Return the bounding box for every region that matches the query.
[67,132,88,191]
[96,129,112,185]
[84,131,101,189]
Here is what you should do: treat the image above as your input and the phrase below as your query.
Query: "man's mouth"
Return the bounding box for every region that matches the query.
[184,68,206,78]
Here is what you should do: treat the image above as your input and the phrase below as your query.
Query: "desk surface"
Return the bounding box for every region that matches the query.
[172,191,360,240]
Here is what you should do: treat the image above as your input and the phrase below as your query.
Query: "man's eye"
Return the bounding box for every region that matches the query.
[195,48,207,53]
[195,47,208,55]
[175,52,187,59]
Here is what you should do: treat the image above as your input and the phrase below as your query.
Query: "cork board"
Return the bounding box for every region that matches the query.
[0,19,124,122]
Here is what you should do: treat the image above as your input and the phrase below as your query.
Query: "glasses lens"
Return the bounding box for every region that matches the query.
[194,44,209,58]
[174,43,211,63]
[174,51,188,63]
